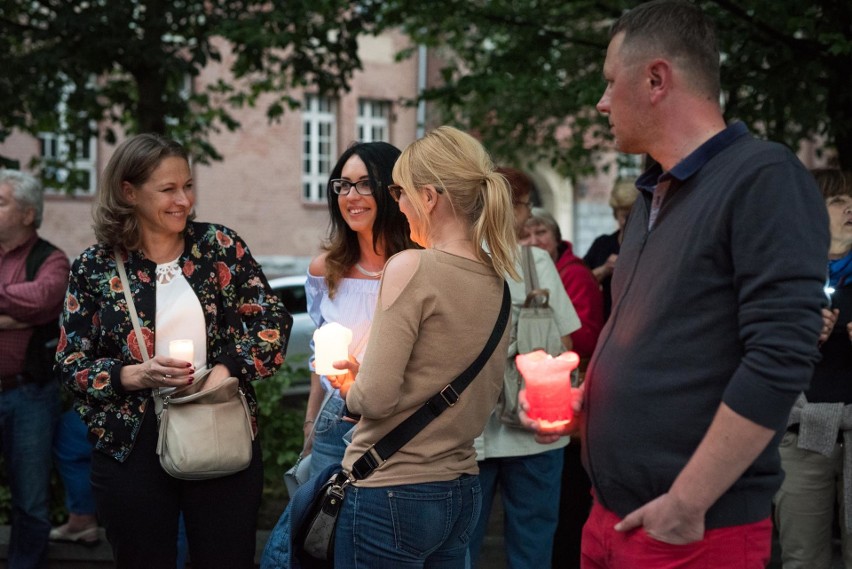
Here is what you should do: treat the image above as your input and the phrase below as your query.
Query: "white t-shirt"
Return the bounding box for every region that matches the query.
[154,258,207,393]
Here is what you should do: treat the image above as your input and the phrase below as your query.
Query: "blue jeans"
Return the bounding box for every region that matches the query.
[0,380,60,569]
[469,449,564,569]
[308,395,352,479]
[53,409,96,515]
[335,474,481,568]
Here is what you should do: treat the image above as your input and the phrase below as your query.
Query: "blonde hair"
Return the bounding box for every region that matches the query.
[609,178,640,209]
[393,126,519,280]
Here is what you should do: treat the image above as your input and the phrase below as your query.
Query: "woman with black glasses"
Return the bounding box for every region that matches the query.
[301,142,415,478]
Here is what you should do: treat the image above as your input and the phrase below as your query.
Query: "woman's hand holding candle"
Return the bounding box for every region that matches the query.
[326,356,359,399]
[819,308,839,344]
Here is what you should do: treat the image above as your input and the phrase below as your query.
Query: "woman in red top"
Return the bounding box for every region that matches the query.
[523,208,604,360]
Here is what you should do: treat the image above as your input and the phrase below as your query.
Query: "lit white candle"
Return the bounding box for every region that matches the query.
[313,323,352,376]
[169,339,194,365]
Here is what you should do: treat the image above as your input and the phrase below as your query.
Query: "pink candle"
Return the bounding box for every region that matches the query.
[516,350,580,431]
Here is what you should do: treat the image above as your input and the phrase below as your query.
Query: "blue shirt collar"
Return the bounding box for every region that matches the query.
[636,122,750,194]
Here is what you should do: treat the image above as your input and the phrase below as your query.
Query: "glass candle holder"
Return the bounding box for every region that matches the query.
[516,350,580,431]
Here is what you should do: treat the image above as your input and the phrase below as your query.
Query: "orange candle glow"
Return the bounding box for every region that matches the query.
[516,350,580,431]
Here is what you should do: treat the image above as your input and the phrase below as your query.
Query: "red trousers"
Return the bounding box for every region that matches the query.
[581,499,772,569]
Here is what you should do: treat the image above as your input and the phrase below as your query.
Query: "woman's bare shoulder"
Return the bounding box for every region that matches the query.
[380,250,422,309]
[308,252,329,278]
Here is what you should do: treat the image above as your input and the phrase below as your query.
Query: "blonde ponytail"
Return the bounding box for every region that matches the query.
[393,126,519,279]
[473,172,519,280]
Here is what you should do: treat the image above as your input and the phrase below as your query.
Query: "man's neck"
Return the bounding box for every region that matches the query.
[0,229,36,254]
[650,99,727,172]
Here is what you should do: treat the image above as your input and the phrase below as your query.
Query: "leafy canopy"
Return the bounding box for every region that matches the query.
[0,0,371,183]
[365,0,852,173]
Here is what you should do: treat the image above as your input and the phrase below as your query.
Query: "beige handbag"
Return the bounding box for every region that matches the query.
[116,253,254,480]
[155,375,254,480]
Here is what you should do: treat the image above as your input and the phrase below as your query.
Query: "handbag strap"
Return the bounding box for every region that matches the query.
[350,280,511,480]
[522,246,539,294]
[116,253,150,362]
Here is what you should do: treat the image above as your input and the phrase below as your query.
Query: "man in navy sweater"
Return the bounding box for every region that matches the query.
[525,1,829,567]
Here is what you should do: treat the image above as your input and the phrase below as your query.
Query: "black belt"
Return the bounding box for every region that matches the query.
[0,373,37,393]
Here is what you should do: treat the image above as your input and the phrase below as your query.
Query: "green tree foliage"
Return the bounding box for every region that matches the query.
[0,0,372,187]
[366,0,852,173]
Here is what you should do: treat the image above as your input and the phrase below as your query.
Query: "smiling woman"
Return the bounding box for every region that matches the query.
[299,142,416,480]
[56,133,292,569]
[122,156,194,255]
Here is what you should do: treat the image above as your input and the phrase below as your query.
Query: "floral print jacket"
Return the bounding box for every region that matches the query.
[56,222,292,462]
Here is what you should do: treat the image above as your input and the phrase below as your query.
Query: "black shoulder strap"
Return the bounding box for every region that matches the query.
[22,238,62,382]
[350,280,511,480]
[25,238,59,281]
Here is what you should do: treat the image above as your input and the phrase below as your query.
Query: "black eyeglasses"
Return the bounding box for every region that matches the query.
[330,179,373,196]
[387,184,444,202]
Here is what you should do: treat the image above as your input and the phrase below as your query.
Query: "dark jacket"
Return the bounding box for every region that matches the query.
[584,127,829,529]
[56,221,292,461]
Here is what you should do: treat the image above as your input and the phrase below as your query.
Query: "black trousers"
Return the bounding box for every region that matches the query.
[91,409,263,569]
[551,440,592,569]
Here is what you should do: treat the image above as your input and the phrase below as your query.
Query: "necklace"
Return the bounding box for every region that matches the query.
[355,262,383,279]
[156,259,182,285]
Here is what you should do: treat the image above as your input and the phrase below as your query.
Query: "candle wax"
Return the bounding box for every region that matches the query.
[169,339,194,365]
[516,350,580,429]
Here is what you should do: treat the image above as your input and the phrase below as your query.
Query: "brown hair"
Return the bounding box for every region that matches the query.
[811,169,852,200]
[93,133,191,250]
[496,166,533,205]
[611,0,720,99]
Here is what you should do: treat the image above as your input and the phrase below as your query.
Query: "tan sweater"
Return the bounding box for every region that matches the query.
[342,249,509,487]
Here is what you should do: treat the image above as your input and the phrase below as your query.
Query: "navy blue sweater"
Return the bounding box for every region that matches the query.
[584,127,829,529]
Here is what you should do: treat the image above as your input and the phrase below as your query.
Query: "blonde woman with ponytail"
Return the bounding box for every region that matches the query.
[330,126,517,567]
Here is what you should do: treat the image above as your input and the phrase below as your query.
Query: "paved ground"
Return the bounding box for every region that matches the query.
[0,500,843,568]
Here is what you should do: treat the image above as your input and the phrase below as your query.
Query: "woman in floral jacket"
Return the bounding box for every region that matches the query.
[56,133,292,569]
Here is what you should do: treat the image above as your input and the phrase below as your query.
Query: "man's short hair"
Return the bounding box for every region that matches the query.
[0,169,44,228]
[611,0,720,99]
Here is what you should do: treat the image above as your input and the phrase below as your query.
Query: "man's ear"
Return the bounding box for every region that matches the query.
[22,207,36,227]
[647,58,672,103]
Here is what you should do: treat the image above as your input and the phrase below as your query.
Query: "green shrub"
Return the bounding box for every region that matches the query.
[255,356,312,527]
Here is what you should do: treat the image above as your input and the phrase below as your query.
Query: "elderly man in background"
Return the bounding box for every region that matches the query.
[0,169,70,568]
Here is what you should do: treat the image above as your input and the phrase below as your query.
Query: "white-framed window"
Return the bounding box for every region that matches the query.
[39,76,98,195]
[356,99,390,143]
[39,132,97,195]
[302,94,337,203]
